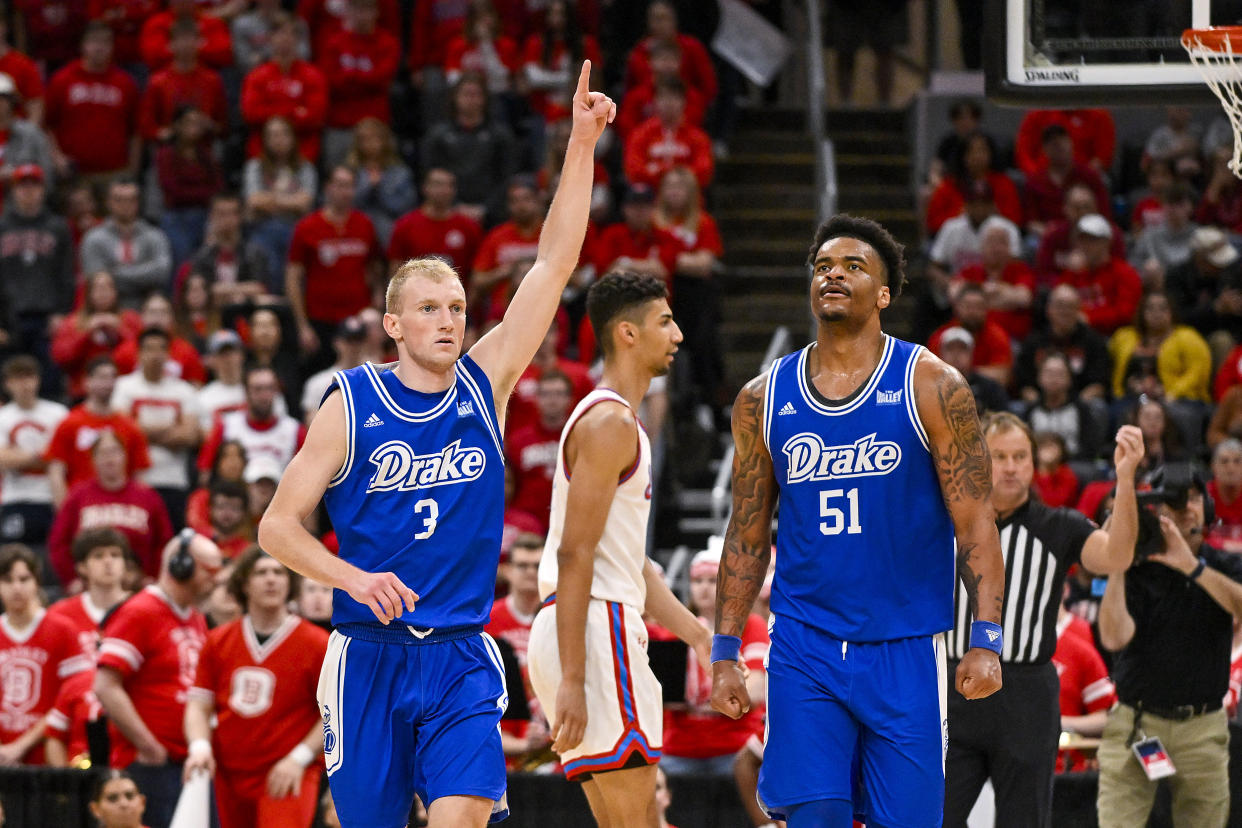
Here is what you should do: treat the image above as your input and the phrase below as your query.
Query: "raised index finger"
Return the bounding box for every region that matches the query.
[575,59,592,97]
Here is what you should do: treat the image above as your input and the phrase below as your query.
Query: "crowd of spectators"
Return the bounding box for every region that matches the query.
[0,0,756,824]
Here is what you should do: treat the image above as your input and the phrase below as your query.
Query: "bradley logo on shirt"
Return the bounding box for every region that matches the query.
[782,432,902,484]
[367,439,486,492]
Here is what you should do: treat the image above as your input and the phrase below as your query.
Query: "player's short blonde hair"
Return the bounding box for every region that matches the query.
[386,258,462,314]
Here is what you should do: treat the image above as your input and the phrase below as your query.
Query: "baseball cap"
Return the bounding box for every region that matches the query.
[12,164,44,184]
[243,455,284,484]
[0,73,15,99]
[940,326,975,349]
[335,316,367,341]
[623,183,655,206]
[1075,214,1111,239]
[206,329,242,355]
[690,536,724,578]
[1191,226,1240,267]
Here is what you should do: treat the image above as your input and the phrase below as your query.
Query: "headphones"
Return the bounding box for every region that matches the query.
[169,528,198,581]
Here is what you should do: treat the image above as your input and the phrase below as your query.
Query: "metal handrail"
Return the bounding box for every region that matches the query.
[805,0,838,222]
[710,326,792,523]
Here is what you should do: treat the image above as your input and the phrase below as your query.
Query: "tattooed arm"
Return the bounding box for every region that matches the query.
[914,354,1005,700]
[711,374,778,719]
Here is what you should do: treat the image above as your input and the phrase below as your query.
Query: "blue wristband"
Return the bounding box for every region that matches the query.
[711,634,743,664]
[969,621,1003,655]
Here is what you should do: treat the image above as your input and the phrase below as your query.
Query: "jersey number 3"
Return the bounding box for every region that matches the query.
[414,498,439,539]
[819,488,862,536]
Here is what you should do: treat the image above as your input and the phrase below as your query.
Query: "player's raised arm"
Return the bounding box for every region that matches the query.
[914,354,1005,700]
[711,375,777,720]
[257,390,418,625]
[469,60,614,401]
[550,403,637,754]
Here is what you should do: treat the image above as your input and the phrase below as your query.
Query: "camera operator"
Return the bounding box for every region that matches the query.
[944,413,1143,828]
[1097,464,1242,828]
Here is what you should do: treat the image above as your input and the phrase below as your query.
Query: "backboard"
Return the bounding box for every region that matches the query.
[984,0,1242,105]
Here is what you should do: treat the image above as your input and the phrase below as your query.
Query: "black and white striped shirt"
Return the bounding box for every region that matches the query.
[946,499,1097,664]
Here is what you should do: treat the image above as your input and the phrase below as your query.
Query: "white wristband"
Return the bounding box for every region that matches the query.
[188,739,212,761]
[287,743,315,768]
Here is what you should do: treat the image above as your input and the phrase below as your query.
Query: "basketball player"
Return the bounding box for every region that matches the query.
[257,61,614,828]
[710,214,1007,828]
[527,271,710,828]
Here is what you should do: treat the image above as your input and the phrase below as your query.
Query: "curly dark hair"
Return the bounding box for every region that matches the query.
[586,271,669,357]
[805,214,907,298]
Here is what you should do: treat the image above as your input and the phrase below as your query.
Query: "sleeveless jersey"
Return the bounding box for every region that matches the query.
[763,336,955,642]
[539,389,652,609]
[323,358,506,628]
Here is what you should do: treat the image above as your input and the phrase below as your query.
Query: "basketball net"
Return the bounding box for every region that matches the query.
[1184,27,1242,177]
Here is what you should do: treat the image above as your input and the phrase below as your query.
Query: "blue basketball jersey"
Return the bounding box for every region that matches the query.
[763,336,955,642]
[322,357,505,629]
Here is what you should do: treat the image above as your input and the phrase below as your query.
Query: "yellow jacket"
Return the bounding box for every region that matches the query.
[1107,325,1212,401]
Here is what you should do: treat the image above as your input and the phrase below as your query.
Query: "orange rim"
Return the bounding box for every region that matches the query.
[1184,26,1242,53]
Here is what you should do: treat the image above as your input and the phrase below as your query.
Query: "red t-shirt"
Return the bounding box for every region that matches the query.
[407,0,467,70]
[44,60,139,175]
[1015,109,1116,178]
[663,613,768,759]
[444,34,519,76]
[48,479,173,584]
[112,337,207,385]
[1215,344,1242,401]
[928,319,1014,371]
[139,64,229,141]
[955,261,1037,341]
[592,223,681,286]
[139,11,233,71]
[623,118,714,190]
[288,210,381,324]
[521,34,603,123]
[47,593,114,664]
[614,79,706,141]
[1034,219,1126,287]
[1056,259,1143,336]
[506,360,594,437]
[505,421,562,533]
[624,33,717,103]
[240,60,328,161]
[44,406,151,490]
[388,208,483,281]
[1052,619,1116,772]
[0,610,90,765]
[98,586,208,767]
[13,0,88,65]
[45,668,102,762]
[473,221,542,276]
[189,615,328,773]
[1033,464,1080,509]
[1022,164,1112,225]
[0,50,45,119]
[1207,479,1242,554]
[925,172,1025,235]
[298,0,401,60]
[661,213,723,258]
[318,27,401,128]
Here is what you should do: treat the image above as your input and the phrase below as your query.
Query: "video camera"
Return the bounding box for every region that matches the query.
[1132,462,1212,561]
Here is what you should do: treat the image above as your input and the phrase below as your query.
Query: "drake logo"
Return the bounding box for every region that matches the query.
[782,432,902,483]
[367,439,486,492]
[322,705,337,753]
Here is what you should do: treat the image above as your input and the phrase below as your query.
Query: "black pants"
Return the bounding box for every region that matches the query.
[943,659,1060,828]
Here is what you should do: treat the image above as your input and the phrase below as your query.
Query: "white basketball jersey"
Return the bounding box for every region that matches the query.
[539,389,652,609]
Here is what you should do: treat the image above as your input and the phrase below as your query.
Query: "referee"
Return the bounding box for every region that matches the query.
[942,413,1143,828]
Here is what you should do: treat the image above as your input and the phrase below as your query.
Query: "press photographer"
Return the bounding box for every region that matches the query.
[1097,463,1242,828]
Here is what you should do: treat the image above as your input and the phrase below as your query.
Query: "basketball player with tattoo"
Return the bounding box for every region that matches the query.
[710,214,1006,828]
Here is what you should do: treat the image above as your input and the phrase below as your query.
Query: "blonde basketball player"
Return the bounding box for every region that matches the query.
[527,271,709,828]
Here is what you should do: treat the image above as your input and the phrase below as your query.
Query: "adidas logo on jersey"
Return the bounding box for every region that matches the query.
[987,629,1000,643]
[457,400,474,417]
[782,432,903,483]
[876,389,902,405]
[363,413,384,428]
[367,439,486,492]
[778,402,797,416]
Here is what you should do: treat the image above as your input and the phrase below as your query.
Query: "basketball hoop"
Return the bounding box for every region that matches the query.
[1184,26,1242,177]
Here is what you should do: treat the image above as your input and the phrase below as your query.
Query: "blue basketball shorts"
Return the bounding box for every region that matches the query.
[317,624,510,827]
[758,614,948,828]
